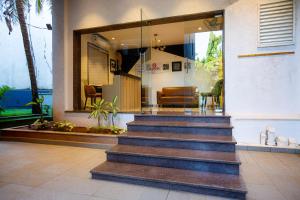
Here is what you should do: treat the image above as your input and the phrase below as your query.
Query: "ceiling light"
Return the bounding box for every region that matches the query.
[198,27,202,31]
[214,14,223,18]
[121,43,124,46]
[112,37,115,40]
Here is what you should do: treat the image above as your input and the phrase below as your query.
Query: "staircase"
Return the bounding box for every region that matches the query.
[91,113,247,199]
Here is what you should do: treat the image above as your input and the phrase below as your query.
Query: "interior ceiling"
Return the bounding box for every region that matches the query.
[97,17,223,50]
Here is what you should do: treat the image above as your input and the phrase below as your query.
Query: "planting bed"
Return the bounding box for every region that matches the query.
[0,126,117,149]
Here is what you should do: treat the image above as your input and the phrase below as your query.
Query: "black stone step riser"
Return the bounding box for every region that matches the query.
[107,153,240,175]
[134,116,230,124]
[127,125,232,136]
[118,137,236,152]
[91,173,246,199]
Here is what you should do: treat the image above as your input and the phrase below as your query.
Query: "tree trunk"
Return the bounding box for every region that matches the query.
[16,0,40,114]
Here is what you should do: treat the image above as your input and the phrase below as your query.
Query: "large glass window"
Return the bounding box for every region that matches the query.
[77,12,224,114]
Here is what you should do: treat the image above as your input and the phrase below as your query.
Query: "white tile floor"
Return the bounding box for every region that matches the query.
[0,142,299,200]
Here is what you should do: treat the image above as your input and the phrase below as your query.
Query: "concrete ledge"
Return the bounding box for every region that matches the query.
[0,137,113,149]
[0,126,117,149]
[237,144,300,154]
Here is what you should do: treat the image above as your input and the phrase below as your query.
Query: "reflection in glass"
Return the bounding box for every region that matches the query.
[78,13,224,114]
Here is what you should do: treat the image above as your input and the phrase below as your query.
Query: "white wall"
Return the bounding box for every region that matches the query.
[130,48,214,105]
[224,0,300,144]
[53,0,300,144]
[0,1,52,89]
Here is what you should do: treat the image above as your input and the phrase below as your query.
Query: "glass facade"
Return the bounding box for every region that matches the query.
[78,11,224,113]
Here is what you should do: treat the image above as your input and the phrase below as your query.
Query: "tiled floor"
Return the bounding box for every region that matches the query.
[0,142,299,200]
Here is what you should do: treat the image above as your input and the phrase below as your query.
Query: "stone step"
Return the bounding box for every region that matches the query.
[127,121,233,135]
[118,131,236,152]
[107,145,240,174]
[135,113,231,124]
[91,161,247,199]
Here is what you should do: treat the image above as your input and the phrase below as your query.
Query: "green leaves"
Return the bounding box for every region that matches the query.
[36,95,44,103]
[25,96,44,106]
[0,85,10,113]
[25,101,38,106]
[195,32,223,79]
[52,120,74,132]
[25,96,46,122]
[0,85,10,99]
[89,99,109,127]
[88,96,120,127]
[0,0,50,34]
[108,96,120,117]
[35,0,43,14]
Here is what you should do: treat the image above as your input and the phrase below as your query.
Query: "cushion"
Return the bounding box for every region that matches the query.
[161,96,195,103]
[162,87,196,96]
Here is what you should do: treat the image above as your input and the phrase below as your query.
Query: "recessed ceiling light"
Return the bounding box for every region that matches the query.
[121,43,124,46]
[198,27,202,31]
[214,14,223,18]
[112,37,116,40]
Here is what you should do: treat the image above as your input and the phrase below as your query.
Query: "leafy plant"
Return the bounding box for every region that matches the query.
[30,119,49,130]
[0,85,10,113]
[52,120,74,132]
[110,126,123,135]
[107,96,120,127]
[88,99,109,127]
[26,96,45,122]
[44,104,50,115]
[196,32,223,79]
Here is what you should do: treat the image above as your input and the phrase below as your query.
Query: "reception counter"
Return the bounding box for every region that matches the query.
[102,73,141,112]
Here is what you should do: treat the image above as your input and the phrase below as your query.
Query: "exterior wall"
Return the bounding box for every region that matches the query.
[53,0,300,144]
[0,3,52,89]
[225,0,300,144]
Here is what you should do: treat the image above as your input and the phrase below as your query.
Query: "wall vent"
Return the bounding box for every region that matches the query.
[258,0,295,47]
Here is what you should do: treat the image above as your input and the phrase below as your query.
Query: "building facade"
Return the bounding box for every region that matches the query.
[52,0,300,144]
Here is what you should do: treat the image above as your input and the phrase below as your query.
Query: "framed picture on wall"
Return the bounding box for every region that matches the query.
[163,64,169,70]
[172,61,182,72]
[110,59,117,72]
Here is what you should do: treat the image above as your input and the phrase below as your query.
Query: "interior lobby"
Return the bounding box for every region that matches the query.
[78,14,224,114]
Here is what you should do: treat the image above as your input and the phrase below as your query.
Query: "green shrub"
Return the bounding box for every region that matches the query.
[52,120,74,132]
[0,85,10,113]
[30,119,49,130]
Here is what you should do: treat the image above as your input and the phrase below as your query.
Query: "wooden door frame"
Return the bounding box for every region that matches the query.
[73,10,225,112]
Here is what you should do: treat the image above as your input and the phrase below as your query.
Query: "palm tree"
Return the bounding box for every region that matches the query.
[0,0,51,114]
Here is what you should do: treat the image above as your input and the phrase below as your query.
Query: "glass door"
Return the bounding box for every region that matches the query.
[183,16,224,114]
[140,9,153,113]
